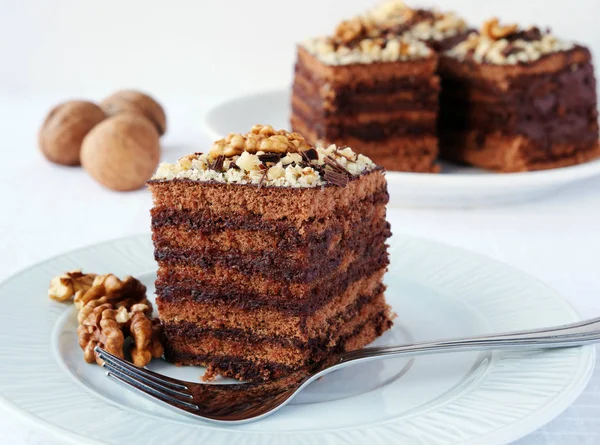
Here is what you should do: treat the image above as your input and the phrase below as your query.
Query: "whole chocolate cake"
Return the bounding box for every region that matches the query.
[439,19,600,172]
[148,125,393,381]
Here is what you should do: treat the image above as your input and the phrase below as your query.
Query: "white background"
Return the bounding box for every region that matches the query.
[1,0,600,444]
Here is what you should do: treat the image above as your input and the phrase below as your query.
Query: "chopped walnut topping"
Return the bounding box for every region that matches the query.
[481,18,518,40]
[446,23,574,65]
[152,128,378,188]
[335,18,370,44]
[210,125,312,158]
[302,35,432,65]
[302,0,467,66]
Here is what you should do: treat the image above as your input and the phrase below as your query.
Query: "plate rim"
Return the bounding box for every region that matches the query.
[203,88,600,188]
[0,233,595,445]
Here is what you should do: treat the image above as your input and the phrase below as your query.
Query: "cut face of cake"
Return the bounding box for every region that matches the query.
[148,125,393,382]
[439,19,600,172]
[291,1,469,173]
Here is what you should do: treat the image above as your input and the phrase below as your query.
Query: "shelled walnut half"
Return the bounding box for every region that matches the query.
[49,270,163,367]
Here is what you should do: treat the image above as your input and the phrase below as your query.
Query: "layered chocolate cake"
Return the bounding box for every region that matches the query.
[148,125,393,381]
[439,19,600,171]
[291,1,469,172]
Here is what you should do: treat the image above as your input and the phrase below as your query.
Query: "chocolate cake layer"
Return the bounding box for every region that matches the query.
[442,131,600,172]
[162,290,387,358]
[294,62,440,113]
[149,169,386,227]
[151,186,387,238]
[291,45,440,172]
[164,308,392,381]
[155,222,388,284]
[152,202,385,256]
[438,46,600,170]
[296,46,438,85]
[158,270,386,340]
[156,244,389,312]
[292,103,437,140]
[292,116,439,172]
[439,53,598,146]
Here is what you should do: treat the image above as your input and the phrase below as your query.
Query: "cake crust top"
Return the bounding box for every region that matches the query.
[445,18,575,65]
[300,0,466,66]
[151,125,378,188]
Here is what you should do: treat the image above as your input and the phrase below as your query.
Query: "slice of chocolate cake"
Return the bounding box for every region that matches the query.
[439,19,600,172]
[148,125,393,382]
[291,1,469,172]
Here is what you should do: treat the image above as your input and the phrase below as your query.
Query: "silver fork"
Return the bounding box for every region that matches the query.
[96,316,600,424]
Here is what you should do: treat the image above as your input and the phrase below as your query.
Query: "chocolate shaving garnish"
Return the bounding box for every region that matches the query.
[257,168,269,189]
[324,156,350,175]
[258,153,282,164]
[258,163,268,171]
[501,43,520,57]
[311,163,325,176]
[508,26,543,42]
[300,148,319,163]
[209,155,225,172]
[323,170,349,187]
[228,161,240,170]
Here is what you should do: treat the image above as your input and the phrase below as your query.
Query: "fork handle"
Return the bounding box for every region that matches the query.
[337,316,600,364]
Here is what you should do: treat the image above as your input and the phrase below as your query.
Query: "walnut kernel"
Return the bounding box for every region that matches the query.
[48,270,97,302]
[77,304,125,365]
[481,18,518,40]
[209,125,312,158]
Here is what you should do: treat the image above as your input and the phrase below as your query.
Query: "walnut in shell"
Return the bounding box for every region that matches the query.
[38,101,106,166]
[100,90,167,136]
[80,114,161,191]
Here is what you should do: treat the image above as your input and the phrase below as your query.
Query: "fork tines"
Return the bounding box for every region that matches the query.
[94,346,200,412]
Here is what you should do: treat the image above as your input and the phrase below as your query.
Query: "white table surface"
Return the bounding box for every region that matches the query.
[0,93,599,444]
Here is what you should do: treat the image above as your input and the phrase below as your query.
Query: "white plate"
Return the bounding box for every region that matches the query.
[0,234,594,445]
[204,89,600,208]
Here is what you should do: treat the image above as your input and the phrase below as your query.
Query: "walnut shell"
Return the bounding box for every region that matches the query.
[80,114,160,191]
[100,90,167,136]
[39,101,106,166]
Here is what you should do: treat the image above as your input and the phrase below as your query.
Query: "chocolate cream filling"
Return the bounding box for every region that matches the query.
[163,310,392,381]
[292,105,437,141]
[439,59,598,147]
[156,248,389,314]
[161,285,386,351]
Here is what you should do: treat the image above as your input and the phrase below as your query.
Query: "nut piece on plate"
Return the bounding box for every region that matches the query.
[128,305,164,366]
[78,303,125,365]
[38,101,106,166]
[48,270,97,302]
[100,90,167,136]
[74,273,147,309]
[49,270,163,367]
[80,114,161,191]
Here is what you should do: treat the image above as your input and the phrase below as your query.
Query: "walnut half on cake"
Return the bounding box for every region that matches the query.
[438,19,600,172]
[148,125,393,382]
